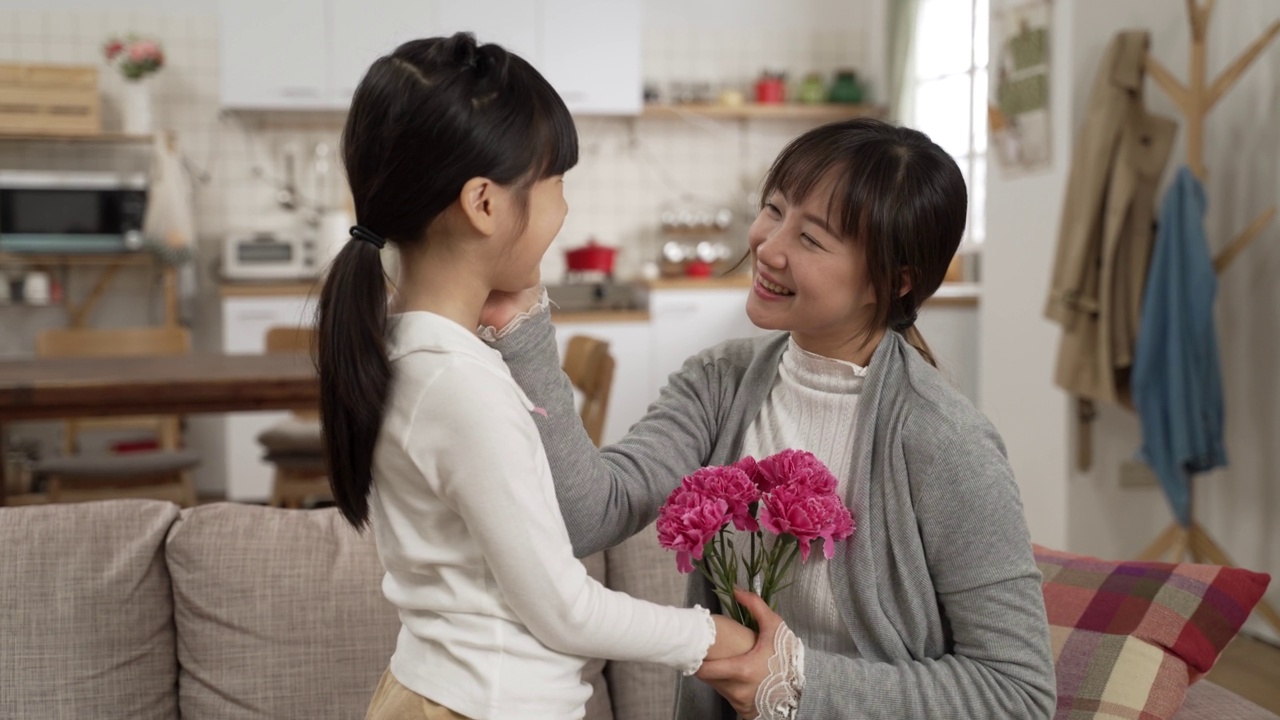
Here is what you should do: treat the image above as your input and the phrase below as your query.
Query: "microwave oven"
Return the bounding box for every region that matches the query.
[0,171,148,253]
[221,232,318,280]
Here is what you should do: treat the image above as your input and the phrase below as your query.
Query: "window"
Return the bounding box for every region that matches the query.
[909,0,988,248]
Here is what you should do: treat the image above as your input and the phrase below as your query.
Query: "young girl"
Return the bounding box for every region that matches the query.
[484,118,1057,719]
[316,34,752,720]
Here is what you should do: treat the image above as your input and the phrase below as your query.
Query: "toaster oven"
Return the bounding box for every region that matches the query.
[220,232,318,280]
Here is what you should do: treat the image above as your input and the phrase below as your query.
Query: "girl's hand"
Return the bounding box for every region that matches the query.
[479,285,544,333]
[707,614,756,661]
[696,589,781,719]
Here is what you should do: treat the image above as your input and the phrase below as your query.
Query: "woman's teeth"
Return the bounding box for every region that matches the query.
[760,278,794,295]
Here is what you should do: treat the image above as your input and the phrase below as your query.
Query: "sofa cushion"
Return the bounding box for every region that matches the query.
[0,499,179,720]
[604,523,687,720]
[1035,544,1271,719]
[166,504,398,720]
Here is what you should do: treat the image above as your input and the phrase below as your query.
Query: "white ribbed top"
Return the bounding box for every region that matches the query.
[739,337,865,657]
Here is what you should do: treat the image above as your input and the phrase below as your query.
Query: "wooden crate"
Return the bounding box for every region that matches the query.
[0,63,101,137]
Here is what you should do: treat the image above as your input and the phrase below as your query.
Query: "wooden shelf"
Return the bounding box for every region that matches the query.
[641,103,885,121]
[0,252,154,266]
[0,132,155,144]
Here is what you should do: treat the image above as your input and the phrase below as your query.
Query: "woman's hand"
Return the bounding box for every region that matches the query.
[478,285,544,333]
[696,589,783,720]
[707,614,756,661]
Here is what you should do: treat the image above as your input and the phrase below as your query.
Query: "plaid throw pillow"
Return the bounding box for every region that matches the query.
[1034,544,1271,720]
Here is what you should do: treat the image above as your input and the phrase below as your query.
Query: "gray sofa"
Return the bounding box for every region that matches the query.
[1,499,1274,720]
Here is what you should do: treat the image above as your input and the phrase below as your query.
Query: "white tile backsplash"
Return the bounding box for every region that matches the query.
[0,0,878,342]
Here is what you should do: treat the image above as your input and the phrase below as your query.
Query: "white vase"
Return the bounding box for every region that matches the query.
[120,80,153,135]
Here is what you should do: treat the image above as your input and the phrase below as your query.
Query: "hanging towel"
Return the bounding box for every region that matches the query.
[142,132,199,322]
[1132,166,1227,526]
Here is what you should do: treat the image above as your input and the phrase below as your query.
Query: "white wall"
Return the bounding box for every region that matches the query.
[983,0,1280,641]
[979,0,1074,549]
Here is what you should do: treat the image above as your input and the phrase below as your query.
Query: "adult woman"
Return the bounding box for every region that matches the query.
[484,118,1055,719]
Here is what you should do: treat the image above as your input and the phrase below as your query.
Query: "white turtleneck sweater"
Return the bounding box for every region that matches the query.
[735,337,866,715]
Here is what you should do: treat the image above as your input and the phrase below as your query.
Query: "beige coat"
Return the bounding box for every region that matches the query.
[1046,30,1176,405]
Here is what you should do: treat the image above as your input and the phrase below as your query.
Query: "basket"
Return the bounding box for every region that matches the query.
[0,63,101,137]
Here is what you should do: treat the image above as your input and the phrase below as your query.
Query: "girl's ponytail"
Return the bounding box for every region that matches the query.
[317,231,390,528]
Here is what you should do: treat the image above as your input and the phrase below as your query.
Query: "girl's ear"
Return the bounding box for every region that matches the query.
[458,177,498,236]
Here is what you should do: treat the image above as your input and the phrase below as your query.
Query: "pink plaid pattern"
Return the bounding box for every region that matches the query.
[1035,545,1271,720]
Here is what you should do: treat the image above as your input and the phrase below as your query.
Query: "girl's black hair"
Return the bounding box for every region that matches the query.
[760,117,967,366]
[317,33,578,528]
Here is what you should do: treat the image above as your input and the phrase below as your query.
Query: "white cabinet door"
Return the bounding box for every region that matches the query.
[330,0,436,104]
[219,295,318,502]
[649,288,764,394]
[219,0,330,109]
[539,0,641,115]
[432,0,539,64]
[551,318,652,447]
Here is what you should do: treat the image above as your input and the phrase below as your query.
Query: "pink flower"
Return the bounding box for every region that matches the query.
[103,39,123,60]
[757,449,838,495]
[129,40,160,62]
[759,485,856,561]
[656,487,730,574]
[733,455,768,492]
[683,465,760,532]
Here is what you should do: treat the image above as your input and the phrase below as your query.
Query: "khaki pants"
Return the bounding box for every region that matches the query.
[365,668,473,720]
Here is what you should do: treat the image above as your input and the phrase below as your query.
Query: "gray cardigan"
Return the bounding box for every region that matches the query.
[495,314,1055,719]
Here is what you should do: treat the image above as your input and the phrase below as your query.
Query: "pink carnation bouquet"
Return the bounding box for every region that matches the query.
[655,449,855,631]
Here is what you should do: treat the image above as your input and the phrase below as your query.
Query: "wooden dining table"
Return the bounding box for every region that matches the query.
[0,351,319,505]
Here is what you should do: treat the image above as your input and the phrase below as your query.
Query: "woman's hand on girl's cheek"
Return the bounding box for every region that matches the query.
[478,285,543,332]
[696,590,781,719]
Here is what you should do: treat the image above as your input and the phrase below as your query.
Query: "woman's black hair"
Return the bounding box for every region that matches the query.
[317,33,578,528]
[759,117,967,366]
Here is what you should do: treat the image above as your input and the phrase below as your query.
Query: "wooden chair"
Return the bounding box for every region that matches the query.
[562,335,615,447]
[258,326,329,508]
[34,326,200,506]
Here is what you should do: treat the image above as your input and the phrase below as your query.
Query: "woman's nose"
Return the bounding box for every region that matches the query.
[755,229,787,269]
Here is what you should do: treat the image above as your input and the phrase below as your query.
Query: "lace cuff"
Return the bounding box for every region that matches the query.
[477,286,550,343]
[681,604,717,677]
[754,622,805,720]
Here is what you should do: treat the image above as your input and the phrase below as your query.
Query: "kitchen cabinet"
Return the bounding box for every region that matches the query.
[649,287,767,396]
[219,0,330,110]
[538,0,642,115]
[217,292,317,502]
[551,315,651,447]
[329,0,436,103]
[219,0,641,115]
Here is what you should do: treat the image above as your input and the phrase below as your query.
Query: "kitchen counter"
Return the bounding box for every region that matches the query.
[219,280,320,298]
[551,309,650,323]
[641,274,752,290]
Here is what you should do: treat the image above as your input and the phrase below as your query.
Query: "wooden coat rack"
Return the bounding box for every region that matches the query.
[1136,0,1280,635]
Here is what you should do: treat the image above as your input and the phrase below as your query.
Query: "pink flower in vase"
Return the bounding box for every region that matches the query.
[129,40,160,62]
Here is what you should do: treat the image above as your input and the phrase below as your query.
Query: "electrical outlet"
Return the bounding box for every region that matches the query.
[1119,460,1159,488]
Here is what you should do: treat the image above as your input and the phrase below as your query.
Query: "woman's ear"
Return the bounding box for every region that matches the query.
[898,266,915,297]
[458,177,498,236]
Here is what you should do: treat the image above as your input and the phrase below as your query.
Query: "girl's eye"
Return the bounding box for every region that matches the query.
[764,202,782,217]
[801,234,823,249]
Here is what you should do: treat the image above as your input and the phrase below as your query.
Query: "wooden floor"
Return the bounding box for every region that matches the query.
[1208,633,1280,714]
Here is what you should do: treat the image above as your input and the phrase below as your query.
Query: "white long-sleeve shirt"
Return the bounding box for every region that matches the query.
[370,312,713,720]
